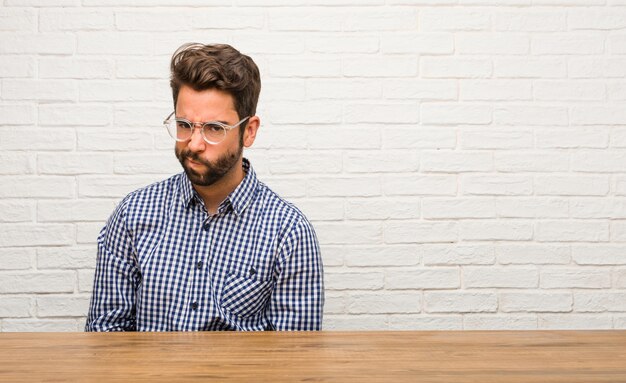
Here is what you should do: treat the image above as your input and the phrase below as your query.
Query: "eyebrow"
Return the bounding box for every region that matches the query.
[176,116,231,125]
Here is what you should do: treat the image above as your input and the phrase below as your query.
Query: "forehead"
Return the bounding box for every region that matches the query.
[176,85,237,120]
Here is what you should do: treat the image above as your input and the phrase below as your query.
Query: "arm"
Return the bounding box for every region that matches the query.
[85,196,140,332]
[268,217,324,331]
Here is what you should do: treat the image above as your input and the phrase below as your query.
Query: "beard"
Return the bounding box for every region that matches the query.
[175,143,243,187]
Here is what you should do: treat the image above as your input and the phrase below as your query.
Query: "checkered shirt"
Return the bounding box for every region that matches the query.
[85,158,324,331]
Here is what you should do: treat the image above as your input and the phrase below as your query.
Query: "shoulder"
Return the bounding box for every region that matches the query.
[115,173,184,218]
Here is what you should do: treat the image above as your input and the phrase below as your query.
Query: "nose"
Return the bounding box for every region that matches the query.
[186,124,206,152]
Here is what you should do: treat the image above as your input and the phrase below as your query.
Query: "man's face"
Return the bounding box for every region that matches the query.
[174,85,244,187]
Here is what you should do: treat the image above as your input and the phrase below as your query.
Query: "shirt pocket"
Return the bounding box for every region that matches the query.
[220,269,273,318]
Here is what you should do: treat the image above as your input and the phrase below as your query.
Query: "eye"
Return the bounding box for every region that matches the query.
[176,120,191,130]
[204,123,226,134]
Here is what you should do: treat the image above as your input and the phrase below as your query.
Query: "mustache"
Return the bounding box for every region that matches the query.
[180,149,209,166]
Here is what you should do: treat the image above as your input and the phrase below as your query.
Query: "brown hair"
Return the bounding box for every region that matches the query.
[170,43,261,125]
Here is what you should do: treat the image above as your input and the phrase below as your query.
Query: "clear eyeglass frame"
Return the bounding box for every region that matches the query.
[163,111,250,145]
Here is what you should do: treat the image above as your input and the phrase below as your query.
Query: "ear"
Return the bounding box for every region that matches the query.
[242,116,260,148]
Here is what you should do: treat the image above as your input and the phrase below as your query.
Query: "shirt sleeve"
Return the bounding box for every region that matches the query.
[85,196,140,332]
[268,216,324,331]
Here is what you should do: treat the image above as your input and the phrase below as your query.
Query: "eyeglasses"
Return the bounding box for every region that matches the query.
[163,111,249,145]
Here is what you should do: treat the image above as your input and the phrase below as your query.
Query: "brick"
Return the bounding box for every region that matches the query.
[460,79,532,101]
[114,105,169,126]
[193,10,264,30]
[345,103,419,124]
[325,272,384,290]
[532,34,605,55]
[573,245,626,265]
[344,56,418,77]
[308,177,380,197]
[389,315,463,330]
[421,58,492,78]
[615,268,626,288]
[570,198,626,219]
[422,244,495,266]
[500,292,572,313]
[346,198,420,220]
[79,80,155,102]
[38,246,96,270]
[344,10,417,31]
[421,104,492,125]
[269,9,344,31]
[116,10,191,31]
[38,200,115,223]
[460,220,533,241]
[425,292,497,313]
[77,32,153,55]
[572,150,626,172]
[234,35,304,55]
[383,175,457,196]
[383,128,456,150]
[84,0,229,4]
[539,314,613,330]
[0,9,36,31]
[0,153,35,175]
[78,175,162,198]
[464,315,537,330]
[347,292,421,314]
[495,11,566,31]
[0,33,74,54]
[0,248,34,270]
[262,177,306,198]
[37,295,91,317]
[533,80,605,101]
[616,177,626,196]
[383,80,457,100]
[462,175,533,196]
[292,198,344,221]
[39,105,110,126]
[38,153,113,175]
[1,319,79,332]
[0,224,74,247]
[113,154,179,175]
[0,177,75,198]
[574,294,626,312]
[2,80,77,102]
[421,151,492,172]
[77,222,102,244]
[542,269,611,289]
[5,0,77,4]
[0,297,31,318]
[0,271,74,293]
[386,268,460,289]
[324,315,388,331]
[611,221,626,241]
[309,79,381,100]
[495,152,569,172]
[569,58,626,78]
[496,244,570,265]
[343,245,420,267]
[0,56,35,78]
[307,126,380,150]
[535,175,608,196]
[608,82,626,101]
[422,198,496,219]
[78,269,95,292]
[609,34,626,54]
[345,150,420,173]
[381,34,453,54]
[384,221,457,244]
[77,129,154,152]
[269,152,342,174]
[537,127,608,149]
[39,58,113,79]
[456,33,529,55]
[116,59,166,79]
[496,198,569,219]
[267,101,342,124]
[494,105,568,126]
[460,0,530,4]
[0,104,35,125]
[315,222,381,245]
[39,9,113,31]
[495,58,566,78]
[419,9,490,31]
[536,221,609,242]
[461,129,533,149]
[0,201,35,223]
[465,267,538,288]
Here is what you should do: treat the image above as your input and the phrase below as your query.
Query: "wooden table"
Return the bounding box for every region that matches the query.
[1,331,625,382]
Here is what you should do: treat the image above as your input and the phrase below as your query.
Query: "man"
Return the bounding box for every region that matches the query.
[85,43,324,331]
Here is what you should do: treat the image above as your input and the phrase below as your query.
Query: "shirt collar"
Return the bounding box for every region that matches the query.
[179,158,258,217]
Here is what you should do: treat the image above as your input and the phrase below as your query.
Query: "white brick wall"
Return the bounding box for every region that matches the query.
[1,1,625,332]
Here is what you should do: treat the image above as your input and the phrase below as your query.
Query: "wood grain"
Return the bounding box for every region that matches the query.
[1,331,625,382]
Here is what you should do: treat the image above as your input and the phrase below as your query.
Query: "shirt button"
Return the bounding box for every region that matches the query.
[191,302,198,311]
[197,260,203,269]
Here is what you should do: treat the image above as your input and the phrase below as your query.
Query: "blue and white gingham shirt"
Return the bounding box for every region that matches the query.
[85,158,324,331]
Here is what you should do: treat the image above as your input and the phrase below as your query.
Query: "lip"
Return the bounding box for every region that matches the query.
[186,158,203,167]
